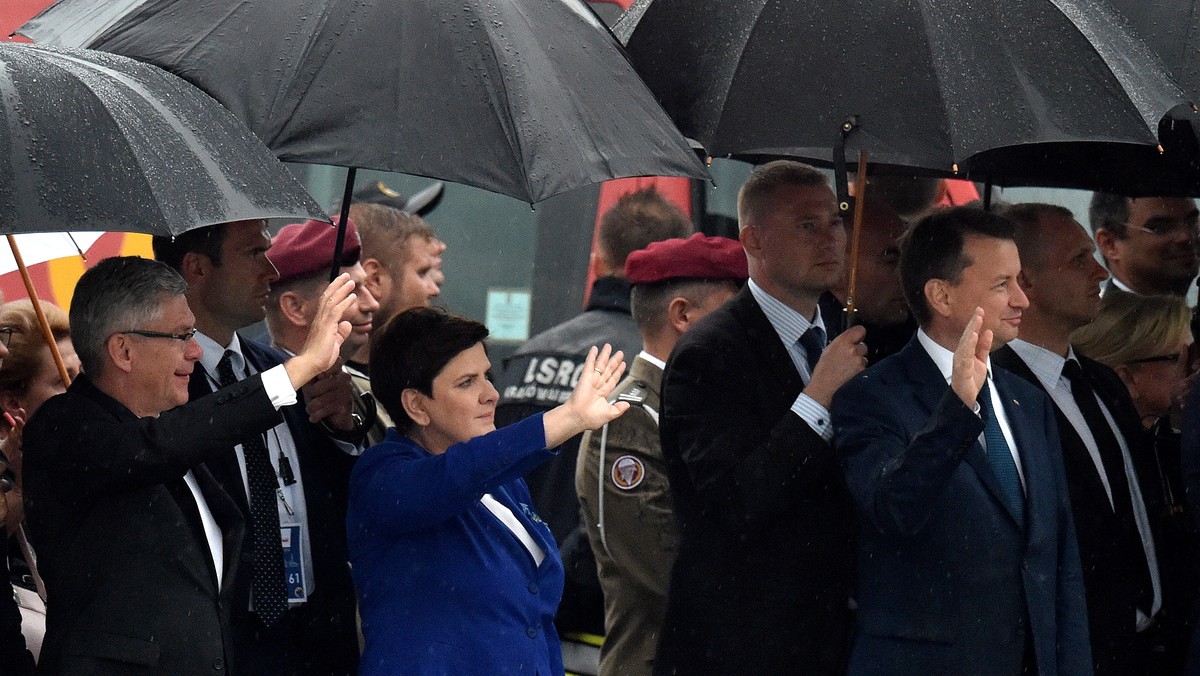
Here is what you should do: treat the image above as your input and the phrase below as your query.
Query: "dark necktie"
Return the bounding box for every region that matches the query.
[216,350,288,626]
[1062,358,1154,610]
[978,381,1025,523]
[798,325,826,378]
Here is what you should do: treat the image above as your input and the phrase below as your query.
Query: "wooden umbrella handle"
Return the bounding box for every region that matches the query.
[5,235,71,389]
[845,151,869,324]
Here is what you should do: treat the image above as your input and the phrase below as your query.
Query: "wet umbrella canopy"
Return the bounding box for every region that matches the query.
[1105,1,1200,100]
[21,0,709,204]
[0,41,328,236]
[615,0,1200,195]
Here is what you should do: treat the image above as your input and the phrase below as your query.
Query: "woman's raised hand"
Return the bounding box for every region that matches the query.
[543,344,630,449]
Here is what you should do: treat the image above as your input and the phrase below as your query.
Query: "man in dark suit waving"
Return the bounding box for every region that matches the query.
[993,203,1158,675]
[832,207,1091,675]
[655,161,868,675]
[154,220,364,675]
[22,257,354,675]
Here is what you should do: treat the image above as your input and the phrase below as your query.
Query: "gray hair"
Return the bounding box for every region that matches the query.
[70,256,188,375]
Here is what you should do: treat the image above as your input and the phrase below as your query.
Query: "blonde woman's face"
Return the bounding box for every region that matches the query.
[1127,337,1194,422]
[23,339,81,417]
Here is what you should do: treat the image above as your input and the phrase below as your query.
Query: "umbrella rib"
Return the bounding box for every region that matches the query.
[468,1,533,201]
[1046,0,1178,136]
[709,0,778,152]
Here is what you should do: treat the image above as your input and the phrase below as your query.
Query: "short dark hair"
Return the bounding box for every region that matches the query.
[999,202,1076,270]
[349,203,437,271]
[597,188,693,271]
[900,206,1017,327]
[152,223,229,272]
[737,160,829,228]
[630,279,740,334]
[70,256,188,376]
[370,307,490,433]
[1089,192,1130,238]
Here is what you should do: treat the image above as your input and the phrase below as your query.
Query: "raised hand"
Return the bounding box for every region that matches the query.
[543,344,630,448]
[285,273,356,389]
[952,307,992,408]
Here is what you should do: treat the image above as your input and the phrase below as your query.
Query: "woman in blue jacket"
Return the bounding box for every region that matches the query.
[348,307,628,675]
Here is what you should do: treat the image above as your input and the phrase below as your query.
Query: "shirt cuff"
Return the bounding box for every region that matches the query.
[261,364,298,409]
[792,393,833,442]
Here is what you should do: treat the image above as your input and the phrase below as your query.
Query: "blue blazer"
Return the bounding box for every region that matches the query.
[347,414,565,676]
[832,337,1091,676]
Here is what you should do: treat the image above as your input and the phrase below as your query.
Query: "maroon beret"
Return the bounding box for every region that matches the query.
[269,217,361,284]
[625,233,748,285]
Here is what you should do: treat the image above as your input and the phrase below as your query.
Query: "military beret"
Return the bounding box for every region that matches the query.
[625,233,748,285]
[269,217,361,285]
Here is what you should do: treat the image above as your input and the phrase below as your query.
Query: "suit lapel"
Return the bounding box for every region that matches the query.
[899,339,1023,527]
[993,347,1114,514]
[194,464,245,600]
[731,287,804,397]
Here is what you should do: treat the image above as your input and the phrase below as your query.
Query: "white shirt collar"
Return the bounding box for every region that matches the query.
[747,278,825,346]
[637,350,666,371]
[196,331,247,380]
[1109,276,1136,294]
[917,327,992,384]
[1008,339,1078,392]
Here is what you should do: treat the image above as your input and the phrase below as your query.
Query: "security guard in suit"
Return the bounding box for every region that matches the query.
[576,234,747,676]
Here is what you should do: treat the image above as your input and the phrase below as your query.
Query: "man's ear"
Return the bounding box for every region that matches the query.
[1017,268,1033,291]
[739,225,763,262]
[924,278,953,319]
[361,258,387,298]
[401,388,430,427]
[277,290,313,328]
[1094,228,1120,264]
[179,251,212,287]
[666,296,693,335]
[106,334,135,375]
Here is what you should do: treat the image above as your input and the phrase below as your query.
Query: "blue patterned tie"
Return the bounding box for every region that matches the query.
[978,380,1024,523]
[798,325,826,379]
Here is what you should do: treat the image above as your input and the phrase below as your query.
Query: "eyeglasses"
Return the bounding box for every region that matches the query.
[1127,353,1183,365]
[121,328,198,343]
[0,327,14,349]
[1128,220,1200,238]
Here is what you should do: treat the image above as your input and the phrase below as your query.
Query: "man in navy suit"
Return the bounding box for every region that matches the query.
[832,206,1091,675]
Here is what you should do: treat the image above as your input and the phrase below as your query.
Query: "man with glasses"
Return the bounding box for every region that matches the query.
[1089,193,1200,297]
[21,256,355,675]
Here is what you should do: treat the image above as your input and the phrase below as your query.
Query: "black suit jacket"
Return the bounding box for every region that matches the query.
[23,374,280,675]
[187,337,359,675]
[655,286,855,675]
[993,346,1151,675]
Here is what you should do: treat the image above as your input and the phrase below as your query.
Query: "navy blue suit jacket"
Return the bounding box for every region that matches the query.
[832,337,1091,676]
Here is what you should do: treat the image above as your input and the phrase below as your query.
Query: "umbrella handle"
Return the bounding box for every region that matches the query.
[844,151,869,327]
[331,167,358,282]
[4,235,71,389]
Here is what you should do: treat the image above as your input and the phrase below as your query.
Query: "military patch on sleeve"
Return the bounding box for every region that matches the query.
[611,455,646,490]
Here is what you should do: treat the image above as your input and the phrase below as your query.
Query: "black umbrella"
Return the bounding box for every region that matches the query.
[0,41,328,236]
[614,0,1200,197]
[0,41,329,388]
[1105,2,1200,101]
[19,0,708,205]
